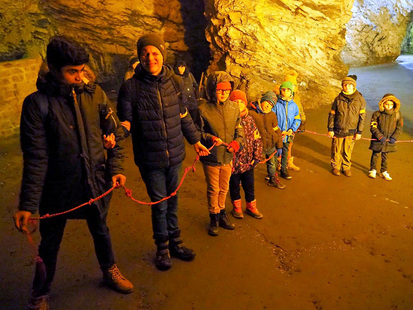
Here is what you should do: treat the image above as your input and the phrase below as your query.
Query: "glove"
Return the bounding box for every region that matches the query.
[227,140,240,153]
[297,121,306,132]
[276,148,282,157]
[379,137,386,143]
[389,137,396,144]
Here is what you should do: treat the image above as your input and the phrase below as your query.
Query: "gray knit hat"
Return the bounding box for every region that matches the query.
[137,34,167,61]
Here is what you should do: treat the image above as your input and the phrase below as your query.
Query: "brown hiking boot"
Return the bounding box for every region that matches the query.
[343,169,352,177]
[28,295,49,310]
[245,200,263,219]
[103,264,133,294]
[231,199,243,219]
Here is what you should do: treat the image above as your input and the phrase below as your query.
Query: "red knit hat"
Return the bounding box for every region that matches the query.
[229,90,247,105]
[216,81,232,90]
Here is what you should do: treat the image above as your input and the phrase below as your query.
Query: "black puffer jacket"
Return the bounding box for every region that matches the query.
[369,94,403,153]
[328,90,366,137]
[117,64,200,169]
[19,72,125,217]
[196,71,245,166]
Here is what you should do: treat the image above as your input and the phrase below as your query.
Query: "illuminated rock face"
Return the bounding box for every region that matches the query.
[342,0,413,67]
[203,0,354,106]
[0,0,411,107]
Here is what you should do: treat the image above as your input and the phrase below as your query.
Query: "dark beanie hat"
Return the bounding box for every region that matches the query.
[342,75,357,87]
[280,81,294,93]
[260,91,277,107]
[137,34,167,61]
[47,36,89,71]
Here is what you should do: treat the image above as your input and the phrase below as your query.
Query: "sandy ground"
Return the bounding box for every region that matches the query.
[1,57,413,310]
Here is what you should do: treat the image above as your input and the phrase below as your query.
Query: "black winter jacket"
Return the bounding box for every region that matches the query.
[369,95,403,153]
[19,73,124,217]
[117,64,200,169]
[328,90,366,137]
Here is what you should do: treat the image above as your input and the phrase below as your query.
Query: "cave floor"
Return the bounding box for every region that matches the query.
[1,57,413,309]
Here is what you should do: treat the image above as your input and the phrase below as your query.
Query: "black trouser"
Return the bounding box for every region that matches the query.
[370,151,389,172]
[33,206,114,296]
[229,168,255,202]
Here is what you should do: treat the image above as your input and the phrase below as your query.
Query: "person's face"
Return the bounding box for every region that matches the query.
[178,65,186,75]
[235,99,247,116]
[140,45,163,76]
[60,64,85,85]
[261,100,273,113]
[216,89,231,103]
[281,88,292,98]
[383,100,394,110]
[342,83,355,94]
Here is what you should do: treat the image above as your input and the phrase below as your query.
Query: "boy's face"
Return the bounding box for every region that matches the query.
[60,64,86,85]
[261,100,273,113]
[342,83,354,94]
[216,89,231,103]
[383,100,394,110]
[281,88,292,98]
[140,45,163,76]
[178,65,186,75]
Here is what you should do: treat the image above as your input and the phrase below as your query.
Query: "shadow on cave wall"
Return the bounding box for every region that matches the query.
[177,0,210,82]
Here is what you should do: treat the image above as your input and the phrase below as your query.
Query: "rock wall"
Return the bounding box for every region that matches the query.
[341,0,413,67]
[0,57,43,137]
[203,0,354,106]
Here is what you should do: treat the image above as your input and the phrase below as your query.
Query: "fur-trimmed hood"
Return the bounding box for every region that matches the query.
[379,94,401,112]
[205,71,234,103]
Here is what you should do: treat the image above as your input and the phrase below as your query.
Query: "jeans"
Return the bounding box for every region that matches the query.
[34,206,114,296]
[229,168,255,202]
[281,136,293,172]
[139,163,182,240]
[263,147,277,177]
[370,151,389,172]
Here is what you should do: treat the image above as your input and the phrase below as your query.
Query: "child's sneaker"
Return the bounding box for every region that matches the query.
[368,169,376,179]
[382,171,392,181]
[28,295,49,310]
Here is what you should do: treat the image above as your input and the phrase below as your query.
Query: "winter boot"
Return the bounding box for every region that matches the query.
[28,295,49,310]
[231,199,243,219]
[102,264,134,294]
[219,209,235,230]
[169,230,196,261]
[287,157,300,171]
[280,170,292,180]
[267,176,286,189]
[245,200,263,219]
[154,239,172,270]
[208,213,219,236]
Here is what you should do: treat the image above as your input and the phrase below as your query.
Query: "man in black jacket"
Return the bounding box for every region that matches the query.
[13,36,133,310]
[117,33,209,271]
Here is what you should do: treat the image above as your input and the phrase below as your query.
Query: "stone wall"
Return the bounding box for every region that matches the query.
[342,0,413,67]
[0,57,42,137]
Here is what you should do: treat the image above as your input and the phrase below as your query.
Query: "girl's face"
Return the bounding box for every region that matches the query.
[261,100,273,114]
[235,99,248,116]
[383,100,394,110]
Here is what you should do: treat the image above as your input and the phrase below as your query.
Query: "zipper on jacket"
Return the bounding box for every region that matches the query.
[157,86,169,160]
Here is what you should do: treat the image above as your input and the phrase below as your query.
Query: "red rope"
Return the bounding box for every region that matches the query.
[304,130,413,143]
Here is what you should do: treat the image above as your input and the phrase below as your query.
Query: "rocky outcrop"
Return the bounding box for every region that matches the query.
[341,0,413,67]
[204,0,355,107]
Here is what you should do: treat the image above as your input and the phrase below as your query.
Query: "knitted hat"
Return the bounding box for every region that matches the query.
[229,90,247,105]
[137,34,167,61]
[216,81,232,90]
[260,91,277,107]
[280,81,294,93]
[47,36,89,71]
[342,75,357,87]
